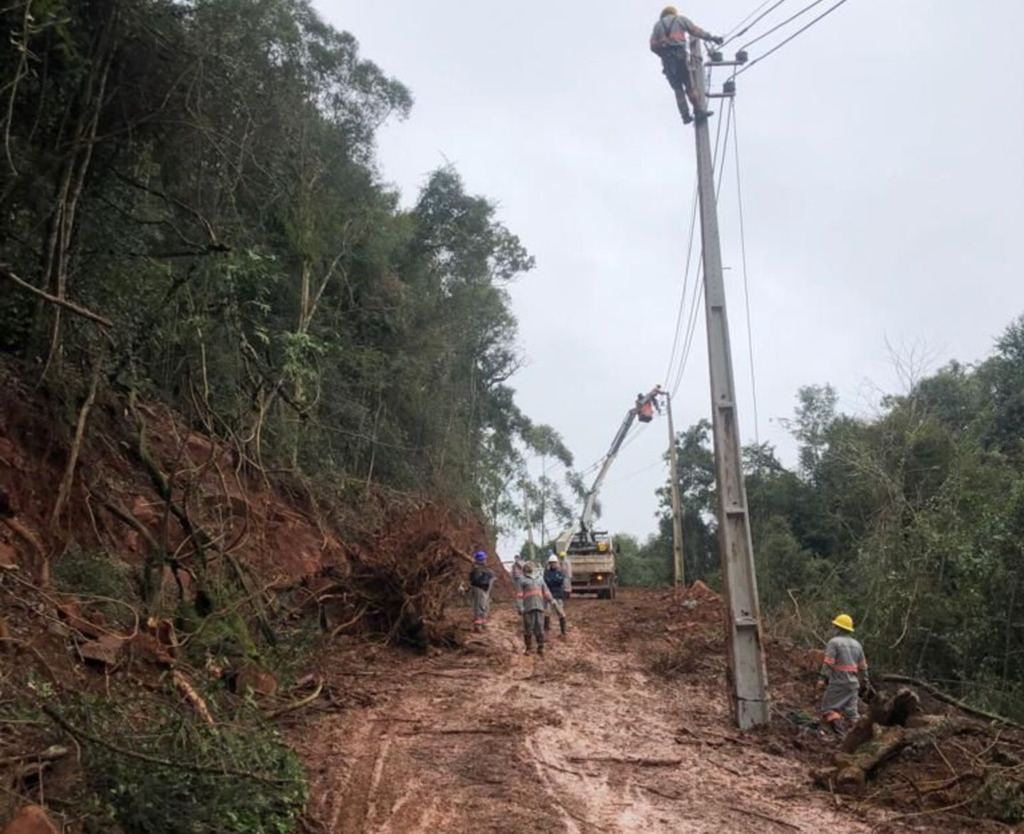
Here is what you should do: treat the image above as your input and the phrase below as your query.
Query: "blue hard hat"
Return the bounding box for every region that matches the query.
[474,551,487,562]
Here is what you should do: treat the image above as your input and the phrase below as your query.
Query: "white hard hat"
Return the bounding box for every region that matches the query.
[547,554,559,563]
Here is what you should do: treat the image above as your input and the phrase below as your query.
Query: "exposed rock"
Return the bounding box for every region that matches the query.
[79,634,127,667]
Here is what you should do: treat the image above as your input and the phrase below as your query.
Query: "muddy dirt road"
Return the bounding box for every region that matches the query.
[293,591,882,834]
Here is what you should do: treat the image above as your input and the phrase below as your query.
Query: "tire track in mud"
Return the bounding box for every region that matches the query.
[295,592,879,833]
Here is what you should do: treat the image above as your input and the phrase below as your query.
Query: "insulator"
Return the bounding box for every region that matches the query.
[710,50,724,62]
[723,79,736,95]
[736,50,749,64]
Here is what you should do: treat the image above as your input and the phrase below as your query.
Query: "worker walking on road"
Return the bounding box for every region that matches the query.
[543,554,569,638]
[650,6,724,125]
[517,561,555,656]
[468,551,496,633]
[817,613,870,735]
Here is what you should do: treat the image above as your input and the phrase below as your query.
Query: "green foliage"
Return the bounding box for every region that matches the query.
[615,533,673,587]
[75,696,306,834]
[0,0,541,537]
[645,316,1024,718]
[53,547,137,628]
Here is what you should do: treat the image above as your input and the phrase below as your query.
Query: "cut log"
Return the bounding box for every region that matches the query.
[842,688,923,754]
[814,715,977,795]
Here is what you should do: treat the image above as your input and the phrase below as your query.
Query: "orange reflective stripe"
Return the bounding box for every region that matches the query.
[523,589,543,598]
[822,656,836,665]
[652,32,687,45]
[834,664,858,672]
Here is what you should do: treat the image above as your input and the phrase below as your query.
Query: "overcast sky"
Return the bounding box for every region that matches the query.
[323,1,1024,552]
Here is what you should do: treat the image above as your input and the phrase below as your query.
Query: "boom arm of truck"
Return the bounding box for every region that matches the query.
[578,407,637,536]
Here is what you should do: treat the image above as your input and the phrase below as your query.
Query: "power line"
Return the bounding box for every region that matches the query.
[738,0,829,51]
[737,0,854,76]
[663,64,718,390]
[671,99,735,396]
[669,83,729,394]
[724,0,790,46]
[605,456,666,487]
[732,100,761,447]
[663,182,700,388]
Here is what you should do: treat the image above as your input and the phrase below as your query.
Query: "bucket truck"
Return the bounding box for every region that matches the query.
[556,386,663,599]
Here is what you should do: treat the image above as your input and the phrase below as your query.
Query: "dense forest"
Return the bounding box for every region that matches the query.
[619,318,1024,717]
[0,0,579,537]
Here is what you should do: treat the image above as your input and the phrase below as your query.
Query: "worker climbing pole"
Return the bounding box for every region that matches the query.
[652,10,770,728]
[649,6,724,125]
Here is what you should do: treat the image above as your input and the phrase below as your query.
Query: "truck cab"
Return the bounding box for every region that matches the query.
[562,530,617,600]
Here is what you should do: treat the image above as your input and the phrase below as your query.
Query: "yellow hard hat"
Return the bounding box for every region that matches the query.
[832,614,854,632]
[661,6,678,17]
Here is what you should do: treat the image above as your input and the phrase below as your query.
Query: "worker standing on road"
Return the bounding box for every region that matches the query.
[650,6,724,125]
[517,561,555,656]
[817,613,870,735]
[543,554,569,638]
[468,551,496,633]
[512,554,525,614]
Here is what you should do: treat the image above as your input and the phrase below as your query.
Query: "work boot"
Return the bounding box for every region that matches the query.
[524,634,532,654]
[559,617,567,638]
[681,110,694,125]
[543,615,551,633]
[537,642,545,658]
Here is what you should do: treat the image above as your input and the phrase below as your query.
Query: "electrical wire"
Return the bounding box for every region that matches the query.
[662,181,700,389]
[663,64,717,391]
[670,97,735,396]
[738,0,829,51]
[664,65,721,393]
[605,456,667,487]
[723,0,790,46]
[737,0,854,76]
[732,100,761,446]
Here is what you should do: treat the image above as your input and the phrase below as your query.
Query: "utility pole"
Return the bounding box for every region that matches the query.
[689,41,769,729]
[665,391,685,586]
[523,488,538,564]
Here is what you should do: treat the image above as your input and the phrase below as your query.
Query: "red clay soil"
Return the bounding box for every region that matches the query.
[2,357,1017,833]
[286,587,1020,834]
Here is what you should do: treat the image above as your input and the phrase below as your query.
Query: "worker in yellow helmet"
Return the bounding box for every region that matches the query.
[816,613,870,736]
[650,6,724,125]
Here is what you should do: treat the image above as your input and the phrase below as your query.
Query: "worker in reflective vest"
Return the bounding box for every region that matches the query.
[817,613,870,735]
[516,561,555,656]
[650,6,723,125]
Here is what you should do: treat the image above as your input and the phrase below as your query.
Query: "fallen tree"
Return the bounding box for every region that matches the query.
[813,688,978,795]
[812,684,1024,824]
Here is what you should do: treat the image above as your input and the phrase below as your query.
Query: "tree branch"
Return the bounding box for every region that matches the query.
[0,263,113,328]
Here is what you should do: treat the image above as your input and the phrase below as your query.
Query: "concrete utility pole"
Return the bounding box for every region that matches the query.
[665,392,685,586]
[688,41,770,729]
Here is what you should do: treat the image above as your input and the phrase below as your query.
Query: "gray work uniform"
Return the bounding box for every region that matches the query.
[650,14,707,92]
[469,566,495,628]
[819,634,869,721]
[516,573,553,650]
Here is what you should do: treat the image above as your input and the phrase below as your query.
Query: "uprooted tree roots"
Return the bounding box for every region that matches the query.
[315,501,494,649]
[813,687,1024,824]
